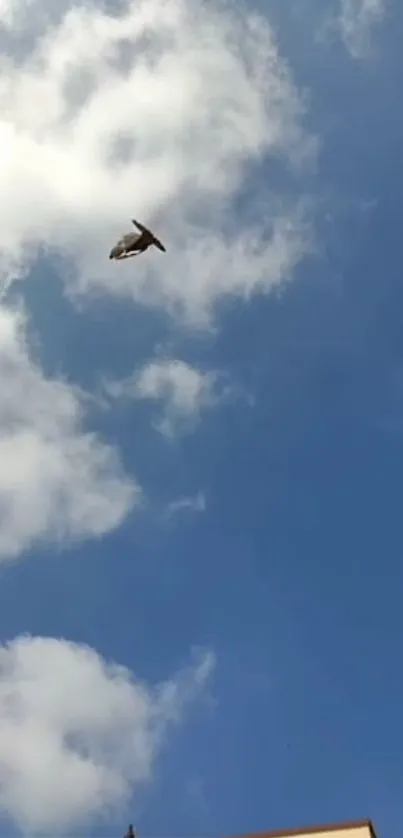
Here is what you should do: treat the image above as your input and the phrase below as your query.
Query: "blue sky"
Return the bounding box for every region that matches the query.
[0,1,401,837]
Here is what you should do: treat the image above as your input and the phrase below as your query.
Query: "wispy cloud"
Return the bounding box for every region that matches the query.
[337,0,386,57]
[0,304,138,563]
[106,359,224,437]
[165,491,206,519]
[0,636,215,834]
[0,0,315,325]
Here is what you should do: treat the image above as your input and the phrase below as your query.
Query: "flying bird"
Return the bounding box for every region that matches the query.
[109,219,166,260]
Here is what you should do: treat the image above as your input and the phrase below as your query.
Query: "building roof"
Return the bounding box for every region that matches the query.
[236,819,378,838]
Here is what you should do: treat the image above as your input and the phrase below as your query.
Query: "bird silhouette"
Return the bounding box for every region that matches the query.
[109,219,166,260]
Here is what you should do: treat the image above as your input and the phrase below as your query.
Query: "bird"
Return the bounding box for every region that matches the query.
[124,825,136,838]
[109,219,166,260]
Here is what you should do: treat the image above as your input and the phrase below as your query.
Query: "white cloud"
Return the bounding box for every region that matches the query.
[0,635,215,834]
[166,491,206,518]
[337,0,385,57]
[107,359,221,436]
[0,303,138,562]
[0,0,315,325]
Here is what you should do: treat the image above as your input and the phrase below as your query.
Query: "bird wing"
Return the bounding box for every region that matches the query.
[152,236,166,252]
[131,219,149,234]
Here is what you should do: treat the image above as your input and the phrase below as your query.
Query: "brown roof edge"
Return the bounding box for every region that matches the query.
[234,819,378,838]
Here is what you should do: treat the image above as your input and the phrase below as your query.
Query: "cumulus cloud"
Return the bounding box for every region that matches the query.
[106,359,222,436]
[0,303,137,562]
[0,635,215,834]
[0,0,315,324]
[337,0,386,57]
